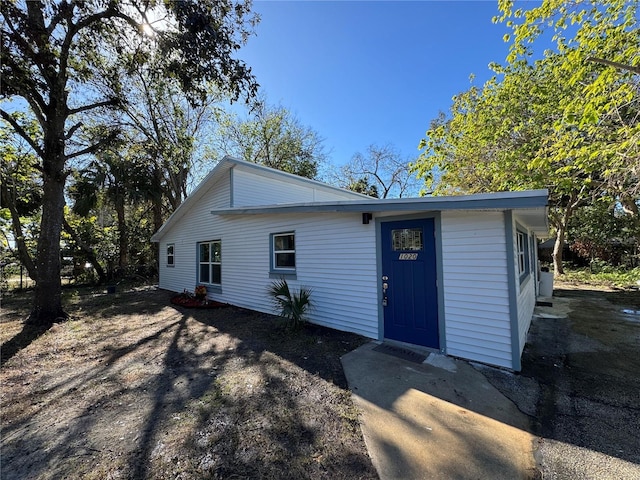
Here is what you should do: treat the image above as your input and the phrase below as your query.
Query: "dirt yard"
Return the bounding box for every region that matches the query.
[1,286,378,479]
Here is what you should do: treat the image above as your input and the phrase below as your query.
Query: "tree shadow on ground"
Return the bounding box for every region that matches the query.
[1,286,167,367]
[1,323,51,367]
[1,288,376,480]
[174,302,377,478]
[185,304,369,390]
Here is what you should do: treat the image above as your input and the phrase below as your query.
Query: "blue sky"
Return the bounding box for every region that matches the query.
[237,1,513,167]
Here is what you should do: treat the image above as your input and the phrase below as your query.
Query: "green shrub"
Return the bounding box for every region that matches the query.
[562,266,640,288]
[268,278,313,328]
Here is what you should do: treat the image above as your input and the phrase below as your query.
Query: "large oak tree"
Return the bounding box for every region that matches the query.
[1,0,258,324]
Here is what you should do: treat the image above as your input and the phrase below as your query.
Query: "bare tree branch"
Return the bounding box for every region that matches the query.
[66,131,118,160]
[68,98,119,116]
[65,122,83,140]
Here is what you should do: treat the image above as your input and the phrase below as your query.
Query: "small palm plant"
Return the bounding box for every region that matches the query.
[268,278,313,328]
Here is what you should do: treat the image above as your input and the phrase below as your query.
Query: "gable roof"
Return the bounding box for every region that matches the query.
[224,156,374,201]
[151,156,372,242]
[152,156,549,242]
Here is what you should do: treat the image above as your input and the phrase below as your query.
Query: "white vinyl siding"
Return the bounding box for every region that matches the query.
[233,168,365,206]
[513,216,537,357]
[158,207,379,338]
[157,178,230,294]
[517,276,536,354]
[220,214,378,338]
[441,211,513,369]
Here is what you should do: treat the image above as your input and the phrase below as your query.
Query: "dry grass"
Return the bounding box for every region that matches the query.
[1,286,377,480]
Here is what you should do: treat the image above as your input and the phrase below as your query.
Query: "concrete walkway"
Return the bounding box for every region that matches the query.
[341,343,538,480]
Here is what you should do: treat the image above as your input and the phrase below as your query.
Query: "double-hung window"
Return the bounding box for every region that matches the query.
[166,244,175,267]
[199,240,221,285]
[516,230,530,282]
[271,232,295,273]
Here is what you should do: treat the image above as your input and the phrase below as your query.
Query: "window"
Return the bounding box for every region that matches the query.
[199,240,221,285]
[166,244,175,267]
[517,230,530,281]
[271,232,295,272]
[392,228,423,251]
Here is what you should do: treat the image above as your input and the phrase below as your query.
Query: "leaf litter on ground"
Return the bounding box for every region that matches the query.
[1,287,377,480]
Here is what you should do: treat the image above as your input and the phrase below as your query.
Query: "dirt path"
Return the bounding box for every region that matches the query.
[1,287,377,479]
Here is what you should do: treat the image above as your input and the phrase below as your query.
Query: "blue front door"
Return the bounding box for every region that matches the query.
[381,218,439,348]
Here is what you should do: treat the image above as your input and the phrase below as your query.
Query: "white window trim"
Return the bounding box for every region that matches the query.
[270,232,296,275]
[516,230,530,282]
[198,240,221,285]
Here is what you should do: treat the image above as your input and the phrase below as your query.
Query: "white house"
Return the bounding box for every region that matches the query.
[152,156,548,371]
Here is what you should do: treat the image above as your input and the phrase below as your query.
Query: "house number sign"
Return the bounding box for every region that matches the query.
[398,253,418,260]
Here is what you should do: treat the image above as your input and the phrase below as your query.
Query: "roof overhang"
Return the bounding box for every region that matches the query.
[211,189,549,236]
[512,207,549,237]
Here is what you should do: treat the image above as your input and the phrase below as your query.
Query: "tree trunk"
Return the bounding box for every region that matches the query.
[115,193,128,268]
[30,159,67,325]
[552,224,565,276]
[550,195,581,278]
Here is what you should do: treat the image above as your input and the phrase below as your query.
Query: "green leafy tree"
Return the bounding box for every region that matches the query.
[568,201,640,266]
[415,0,638,275]
[499,0,640,269]
[1,0,258,324]
[0,121,41,280]
[125,205,157,269]
[61,209,108,284]
[415,56,600,274]
[346,177,379,198]
[70,141,152,271]
[497,0,640,213]
[214,101,326,179]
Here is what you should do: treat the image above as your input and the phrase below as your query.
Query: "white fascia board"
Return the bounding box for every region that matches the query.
[210,189,549,216]
[513,206,550,236]
[150,158,233,242]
